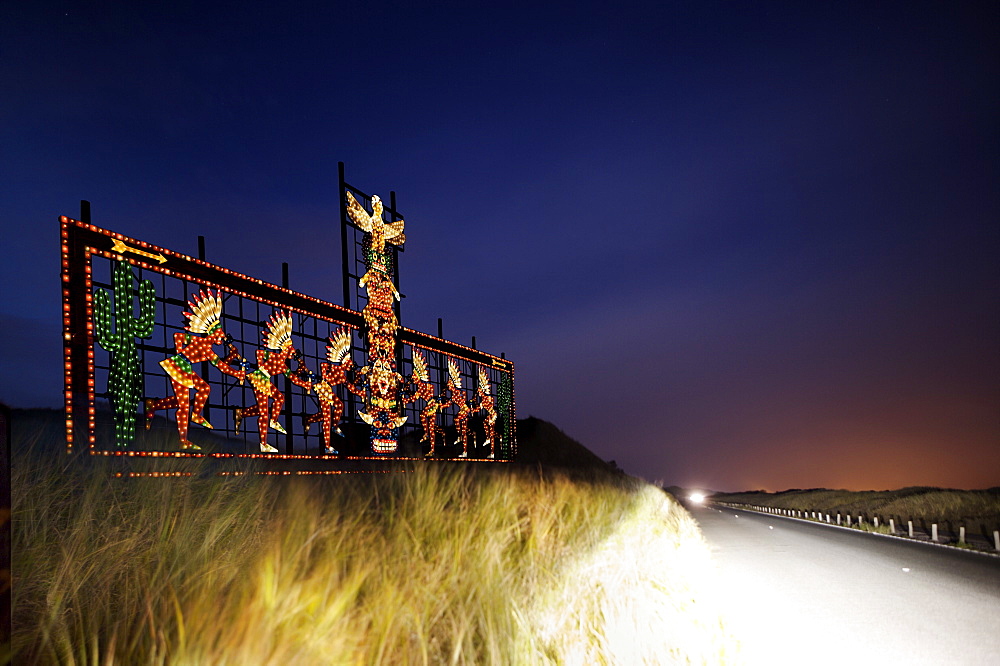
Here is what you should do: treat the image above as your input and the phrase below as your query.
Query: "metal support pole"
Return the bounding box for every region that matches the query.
[390,190,402,328]
[338,163,357,454]
[437,318,445,390]
[388,191,405,426]
[197,236,209,424]
[339,162,351,310]
[282,264,293,454]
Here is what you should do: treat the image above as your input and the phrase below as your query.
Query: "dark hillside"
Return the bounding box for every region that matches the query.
[514,416,618,473]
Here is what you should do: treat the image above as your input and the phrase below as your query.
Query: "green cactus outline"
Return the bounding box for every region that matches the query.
[497,371,514,459]
[94,259,156,446]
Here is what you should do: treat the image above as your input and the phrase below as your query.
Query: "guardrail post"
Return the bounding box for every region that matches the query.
[908,521,914,538]
[874,516,879,528]
[826,514,831,523]
[846,515,851,526]
[994,530,999,551]
[889,519,895,534]
[959,526,965,545]
[932,524,938,542]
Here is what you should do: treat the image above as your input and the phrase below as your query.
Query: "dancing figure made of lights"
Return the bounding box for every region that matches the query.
[404,349,447,457]
[235,312,313,453]
[445,359,473,457]
[304,327,355,454]
[346,190,408,453]
[476,366,498,460]
[145,290,247,450]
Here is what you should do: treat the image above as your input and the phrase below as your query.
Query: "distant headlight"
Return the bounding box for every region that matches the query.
[689,492,705,504]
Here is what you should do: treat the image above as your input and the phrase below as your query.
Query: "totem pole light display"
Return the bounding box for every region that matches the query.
[61,165,516,471]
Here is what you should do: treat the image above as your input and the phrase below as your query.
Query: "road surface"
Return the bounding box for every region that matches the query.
[691,502,1000,665]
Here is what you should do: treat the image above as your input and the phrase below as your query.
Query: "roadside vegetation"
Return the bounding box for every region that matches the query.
[712,487,1000,544]
[12,413,739,664]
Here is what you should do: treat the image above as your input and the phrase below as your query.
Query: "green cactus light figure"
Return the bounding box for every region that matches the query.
[94,259,156,446]
[497,371,514,459]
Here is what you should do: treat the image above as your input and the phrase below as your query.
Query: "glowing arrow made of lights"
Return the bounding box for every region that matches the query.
[111,238,167,264]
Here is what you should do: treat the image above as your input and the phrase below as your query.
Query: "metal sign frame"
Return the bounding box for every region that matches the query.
[60,181,515,472]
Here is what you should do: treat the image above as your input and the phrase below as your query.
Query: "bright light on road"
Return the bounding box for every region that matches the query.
[689,492,706,504]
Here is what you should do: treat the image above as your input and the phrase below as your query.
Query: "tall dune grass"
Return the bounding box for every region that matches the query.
[13,425,738,664]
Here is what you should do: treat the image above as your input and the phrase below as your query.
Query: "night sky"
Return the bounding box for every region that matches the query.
[3,1,998,491]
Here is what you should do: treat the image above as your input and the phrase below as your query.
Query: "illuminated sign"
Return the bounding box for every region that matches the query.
[61,171,516,468]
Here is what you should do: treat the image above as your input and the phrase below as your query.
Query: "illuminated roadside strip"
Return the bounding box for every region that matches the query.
[714,502,1000,558]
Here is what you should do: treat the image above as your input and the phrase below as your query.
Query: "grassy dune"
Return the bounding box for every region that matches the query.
[13,422,738,664]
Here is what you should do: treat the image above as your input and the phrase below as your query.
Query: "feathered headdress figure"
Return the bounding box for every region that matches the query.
[411,349,430,382]
[345,191,405,253]
[477,367,491,392]
[264,312,294,350]
[326,327,353,365]
[447,358,462,389]
[184,289,223,335]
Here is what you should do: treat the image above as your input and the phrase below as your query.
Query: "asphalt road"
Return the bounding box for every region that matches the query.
[691,502,1000,666]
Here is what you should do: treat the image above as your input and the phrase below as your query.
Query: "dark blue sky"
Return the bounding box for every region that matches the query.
[2,1,998,490]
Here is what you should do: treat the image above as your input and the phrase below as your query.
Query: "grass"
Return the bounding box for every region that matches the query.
[855,522,895,535]
[12,417,739,664]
